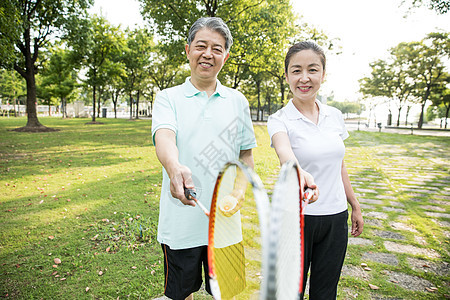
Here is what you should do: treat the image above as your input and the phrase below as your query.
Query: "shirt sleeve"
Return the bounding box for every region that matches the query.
[239,95,257,151]
[267,112,287,147]
[337,110,349,140]
[151,89,177,146]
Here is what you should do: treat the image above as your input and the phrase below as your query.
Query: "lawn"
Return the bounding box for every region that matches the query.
[0,117,448,299]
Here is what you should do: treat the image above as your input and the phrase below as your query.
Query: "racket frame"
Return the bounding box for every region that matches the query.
[264,160,309,299]
[207,160,270,300]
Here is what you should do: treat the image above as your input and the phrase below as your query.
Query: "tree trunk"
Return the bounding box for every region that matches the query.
[418,101,426,129]
[11,26,57,132]
[113,91,118,119]
[136,90,140,120]
[23,69,44,128]
[445,105,449,129]
[97,88,102,118]
[256,80,261,121]
[279,76,285,107]
[267,93,271,116]
[92,85,97,122]
[405,106,411,126]
[13,97,17,117]
[129,93,133,120]
[25,66,40,127]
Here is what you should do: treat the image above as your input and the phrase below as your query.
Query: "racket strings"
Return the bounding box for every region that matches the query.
[210,165,264,299]
[266,163,301,300]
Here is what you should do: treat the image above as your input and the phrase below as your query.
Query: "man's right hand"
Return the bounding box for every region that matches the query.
[168,164,196,206]
[154,129,196,207]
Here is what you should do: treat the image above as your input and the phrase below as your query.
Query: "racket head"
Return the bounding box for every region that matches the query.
[208,160,270,300]
[265,160,306,299]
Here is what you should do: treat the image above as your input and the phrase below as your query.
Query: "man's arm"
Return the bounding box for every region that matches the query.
[239,149,254,169]
[154,128,195,206]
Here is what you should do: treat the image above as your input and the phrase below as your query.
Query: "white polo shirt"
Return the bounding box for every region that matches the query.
[267,99,349,216]
[152,77,257,249]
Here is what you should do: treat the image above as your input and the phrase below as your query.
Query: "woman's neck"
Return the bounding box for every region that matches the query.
[293,98,319,124]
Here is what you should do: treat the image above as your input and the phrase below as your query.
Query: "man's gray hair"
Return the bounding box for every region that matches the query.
[187,17,233,52]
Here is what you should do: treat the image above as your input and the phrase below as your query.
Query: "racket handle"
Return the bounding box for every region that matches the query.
[184,187,197,200]
[184,187,210,217]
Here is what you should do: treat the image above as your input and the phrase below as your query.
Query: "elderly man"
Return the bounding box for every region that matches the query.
[151,17,256,300]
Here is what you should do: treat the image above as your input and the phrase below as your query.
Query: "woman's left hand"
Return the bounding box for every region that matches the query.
[350,207,364,237]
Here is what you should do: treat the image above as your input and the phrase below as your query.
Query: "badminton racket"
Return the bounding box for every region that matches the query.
[207,160,270,300]
[184,187,210,217]
[264,160,312,299]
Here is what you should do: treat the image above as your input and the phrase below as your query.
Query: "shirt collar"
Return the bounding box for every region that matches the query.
[183,77,226,98]
[284,99,330,120]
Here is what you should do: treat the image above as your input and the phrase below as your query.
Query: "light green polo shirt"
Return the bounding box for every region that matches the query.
[151,77,257,249]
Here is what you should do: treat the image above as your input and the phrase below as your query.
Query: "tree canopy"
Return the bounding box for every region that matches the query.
[0,0,92,131]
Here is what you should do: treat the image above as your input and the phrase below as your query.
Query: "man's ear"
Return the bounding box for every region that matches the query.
[185,44,190,56]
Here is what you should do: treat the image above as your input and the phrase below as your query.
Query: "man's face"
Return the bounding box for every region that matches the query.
[185,28,229,83]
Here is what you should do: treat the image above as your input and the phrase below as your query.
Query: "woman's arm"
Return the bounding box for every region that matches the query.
[341,161,364,236]
[272,132,318,202]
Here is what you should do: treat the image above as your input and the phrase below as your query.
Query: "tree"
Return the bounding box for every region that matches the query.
[147,45,188,91]
[122,28,154,120]
[327,100,364,118]
[402,0,449,14]
[105,53,126,119]
[138,0,336,120]
[0,69,26,117]
[38,45,78,118]
[360,32,449,128]
[359,55,416,126]
[428,73,450,128]
[69,15,122,123]
[408,32,449,128]
[0,0,92,132]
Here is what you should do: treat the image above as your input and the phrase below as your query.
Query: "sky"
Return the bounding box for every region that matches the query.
[90,0,449,102]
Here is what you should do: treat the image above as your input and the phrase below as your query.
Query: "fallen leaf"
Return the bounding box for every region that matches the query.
[426,287,438,292]
[106,247,110,252]
[51,271,58,276]
[98,271,103,276]
[60,278,66,281]
[53,265,58,268]
[86,287,90,292]
[369,284,379,290]
[54,258,61,264]
[361,263,368,268]
[131,266,137,269]
[364,267,372,271]
[48,236,54,240]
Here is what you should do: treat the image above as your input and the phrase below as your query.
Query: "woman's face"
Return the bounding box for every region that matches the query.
[285,49,325,102]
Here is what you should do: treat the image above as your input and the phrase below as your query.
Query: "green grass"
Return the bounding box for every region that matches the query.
[1,117,449,299]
